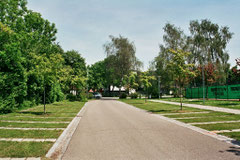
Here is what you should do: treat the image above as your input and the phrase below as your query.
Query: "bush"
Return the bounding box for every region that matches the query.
[66,92,88,102]
[88,93,93,99]
[119,93,127,99]
[76,92,88,102]
[130,93,138,99]
[66,94,77,101]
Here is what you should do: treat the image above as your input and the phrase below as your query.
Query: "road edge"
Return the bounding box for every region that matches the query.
[117,100,240,147]
[45,102,88,160]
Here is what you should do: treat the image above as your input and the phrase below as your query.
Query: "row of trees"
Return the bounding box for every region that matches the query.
[88,35,156,98]
[88,19,240,103]
[0,0,87,113]
[150,19,238,97]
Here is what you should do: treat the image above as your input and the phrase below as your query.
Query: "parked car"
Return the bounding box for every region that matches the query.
[93,92,102,99]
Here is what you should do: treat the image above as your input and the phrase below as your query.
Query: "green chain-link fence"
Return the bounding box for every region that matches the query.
[186,84,240,99]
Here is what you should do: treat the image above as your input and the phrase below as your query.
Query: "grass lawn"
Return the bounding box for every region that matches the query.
[0,122,69,128]
[0,116,73,122]
[0,129,62,138]
[195,123,240,131]
[220,132,240,141]
[178,114,240,123]
[120,99,205,114]
[165,112,231,118]
[0,141,53,157]
[160,98,240,110]
[121,99,240,142]
[0,101,85,158]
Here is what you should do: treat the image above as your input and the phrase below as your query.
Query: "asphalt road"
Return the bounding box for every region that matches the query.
[62,100,240,160]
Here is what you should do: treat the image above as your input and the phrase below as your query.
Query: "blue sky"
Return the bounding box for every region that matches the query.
[27,0,240,70]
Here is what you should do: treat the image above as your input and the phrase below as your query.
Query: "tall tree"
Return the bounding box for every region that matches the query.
[154,23,187,95]
[104,35,142,92]
[61,50,87,95]
[189,19,233,84]
[0,22,27,113]
[88,60,107,92]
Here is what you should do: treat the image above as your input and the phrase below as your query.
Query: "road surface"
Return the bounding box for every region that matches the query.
[62,100,240,160]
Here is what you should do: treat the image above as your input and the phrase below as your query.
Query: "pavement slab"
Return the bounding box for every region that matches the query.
[62,100,240,160]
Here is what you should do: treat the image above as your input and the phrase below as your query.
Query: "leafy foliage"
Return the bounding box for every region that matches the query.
[0,1,87,113]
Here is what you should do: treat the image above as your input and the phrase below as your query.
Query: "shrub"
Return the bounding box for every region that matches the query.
[119,93,127,99]
[88,93,93,99]
[130,93,138,99]
[66,94,77,101]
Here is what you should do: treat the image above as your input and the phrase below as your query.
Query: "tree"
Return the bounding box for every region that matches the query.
[104,35,142,94]
[154,23,187,95]
[61,50,87,95]
[167,49,195,110]
[139,72,156,103]
[123,72,139,93]
[88,60,107,92]
[28,53,64,113]
[0,22,27,113]
[189,19,233,84]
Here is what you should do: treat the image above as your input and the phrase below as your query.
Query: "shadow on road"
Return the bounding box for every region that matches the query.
[219,140,240,156]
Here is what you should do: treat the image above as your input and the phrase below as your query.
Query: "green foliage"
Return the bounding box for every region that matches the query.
[88,60,107,91]
[104,35,142,90]
[119,93,127,99]
[167,49,196,109]
[0,1,87,113]
[130,93,138,99]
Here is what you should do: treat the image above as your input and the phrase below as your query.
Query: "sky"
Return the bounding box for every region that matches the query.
[27,0,240,70]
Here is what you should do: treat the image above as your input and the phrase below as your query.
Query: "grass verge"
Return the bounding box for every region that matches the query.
[0,141,53,157]
[120,99,205,114]
[121,99,240,142]
[0,129,62,138]
[160,98,240,110]
[0,101,85,158]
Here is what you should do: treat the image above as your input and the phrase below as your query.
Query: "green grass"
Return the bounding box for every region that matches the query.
[0,116,72,122]
[0,100,85,158]
[160,98,240,110]
[0,129,62,138]
[0,141,53,157]
[165,112,231,118]
[220,132,240,141]
[195,122,240,131]
[0,122,69,128]
[120,99,205,114]
[121,99,240,142]
[178,114,240,123]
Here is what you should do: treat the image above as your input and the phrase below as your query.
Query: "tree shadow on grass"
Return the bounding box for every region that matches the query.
[217,103,239,106]
[52,103,64,106]
[17,111,52,115]
[148,110,170,113]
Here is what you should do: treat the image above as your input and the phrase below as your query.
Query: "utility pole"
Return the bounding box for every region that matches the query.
[158,76,161,99]
[86,68,89,98]
[202,57,205,105]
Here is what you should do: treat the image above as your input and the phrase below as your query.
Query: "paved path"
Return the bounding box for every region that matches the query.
[62,100,240,160]
[150,99,240,114]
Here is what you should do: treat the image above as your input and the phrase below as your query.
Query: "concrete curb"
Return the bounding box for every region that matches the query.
[45,102,88,160]
[118,101,240,147]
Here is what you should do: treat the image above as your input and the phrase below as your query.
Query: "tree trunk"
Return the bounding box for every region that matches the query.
[180,87,183,110]
[44,86,46,114]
